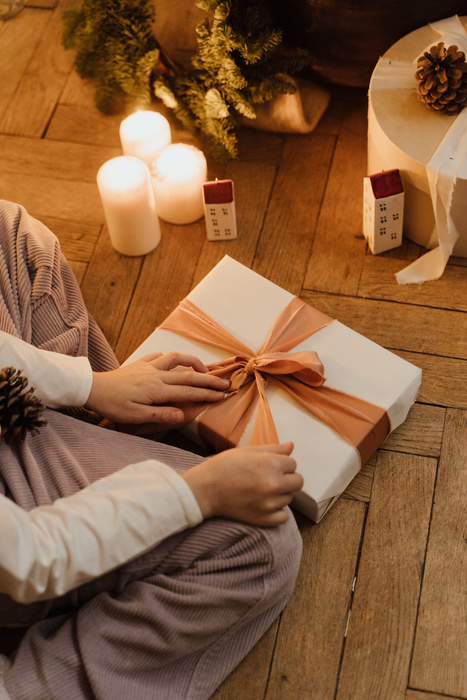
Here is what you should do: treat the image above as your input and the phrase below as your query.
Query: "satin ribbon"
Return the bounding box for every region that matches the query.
[159,296,390,464]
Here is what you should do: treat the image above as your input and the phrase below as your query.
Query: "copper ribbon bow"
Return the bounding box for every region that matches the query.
[159,296,390,464]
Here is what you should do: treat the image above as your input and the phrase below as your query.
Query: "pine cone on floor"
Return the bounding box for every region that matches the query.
[415,42,467,114]
[0,367,47,444]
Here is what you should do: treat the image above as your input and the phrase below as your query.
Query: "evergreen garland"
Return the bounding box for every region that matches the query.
[62,0,310,160]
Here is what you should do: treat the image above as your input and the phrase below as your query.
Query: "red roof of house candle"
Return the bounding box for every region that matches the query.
[368,169,404,199]
[203,179,234,204]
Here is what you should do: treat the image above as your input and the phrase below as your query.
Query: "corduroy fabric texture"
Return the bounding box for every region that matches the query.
[0,201,302,700]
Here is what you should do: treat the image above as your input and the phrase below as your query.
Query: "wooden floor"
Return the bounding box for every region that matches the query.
[1,1,467,698]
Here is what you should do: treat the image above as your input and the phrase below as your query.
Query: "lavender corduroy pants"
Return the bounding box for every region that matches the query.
[0,201,302,700]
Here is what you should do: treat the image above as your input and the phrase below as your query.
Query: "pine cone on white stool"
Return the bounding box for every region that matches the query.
[415,41,467,114]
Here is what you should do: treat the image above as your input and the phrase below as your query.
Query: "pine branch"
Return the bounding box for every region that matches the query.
[63,0,311,158]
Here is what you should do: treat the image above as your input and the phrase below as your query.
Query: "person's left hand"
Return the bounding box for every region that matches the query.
[85,351,229,428]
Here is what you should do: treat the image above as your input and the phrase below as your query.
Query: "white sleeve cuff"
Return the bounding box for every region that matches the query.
[0,460,203,603]
[0,330,93,408]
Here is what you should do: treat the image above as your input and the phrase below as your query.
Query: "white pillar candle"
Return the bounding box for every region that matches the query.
[97,156,161,257]
[119,111,172,167]
[151,143,208,224]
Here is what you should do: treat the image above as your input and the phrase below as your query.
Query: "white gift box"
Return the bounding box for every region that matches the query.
[125,256,422,522]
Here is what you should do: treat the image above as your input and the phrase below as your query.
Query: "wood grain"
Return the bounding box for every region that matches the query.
[0,173,103,225]
[253,132,336,296]
[336,451,437,699]
[394,351,467,410]
[0,134,120,182]
[266,501,366,700]
[410,410,467,697]
[115,218,207,362]
[0,0,76,137]
[358,255,467,311]
[303,97,368,296]
[0,9,50,124]
[80,228,143,351]
[381,403,445,458]
[301,292,467,359]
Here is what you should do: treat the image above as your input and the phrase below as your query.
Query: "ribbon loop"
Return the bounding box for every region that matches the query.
[159,296,390,463]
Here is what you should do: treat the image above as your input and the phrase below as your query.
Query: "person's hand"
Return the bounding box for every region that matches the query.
[182,442,304,527]
[85,351,229,426]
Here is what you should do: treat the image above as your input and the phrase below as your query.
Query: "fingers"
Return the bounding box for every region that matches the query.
[241,441,294,456]
[161,367,229,391]
[130,404,186,426]
[149,371,229,405]
[146,351,210,374]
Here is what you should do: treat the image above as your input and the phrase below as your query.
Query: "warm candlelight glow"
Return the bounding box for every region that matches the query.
[151,143,208,224]
[97,156,161,257]
[120,111,172,167]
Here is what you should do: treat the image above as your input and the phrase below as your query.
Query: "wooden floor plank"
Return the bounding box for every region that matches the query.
[303,97,368,296]
[40,215,100,263]
[336,451,437,700]
[301,292,467,360]
[406,691,466,700]
[46,104,123,147]
[114,218,207,362]
[0,134,121,182]
[253,132,336,296]
[266,501,366,700]
[358,256,467,312]
[0,0,76,137]
[381,403,445,458]
[341,456,376,503]
[394,351,467,410]
[59,64,100,109]
[410,409,467,698]
[0,8,50,124]
[0,173,103,226]
[80,228,143,351]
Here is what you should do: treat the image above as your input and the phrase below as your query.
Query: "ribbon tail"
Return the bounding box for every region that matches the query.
[275,377,390,464]
[197,382,260,451]
[248,373,280,446]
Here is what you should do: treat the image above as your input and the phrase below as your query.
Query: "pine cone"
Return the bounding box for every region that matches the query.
[0,367,47,444]
[415,42,467,114]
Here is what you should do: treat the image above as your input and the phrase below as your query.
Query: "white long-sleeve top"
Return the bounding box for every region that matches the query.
[0,331,203,604]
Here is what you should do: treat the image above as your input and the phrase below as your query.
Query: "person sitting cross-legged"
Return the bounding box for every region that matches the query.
[0,200,303,700]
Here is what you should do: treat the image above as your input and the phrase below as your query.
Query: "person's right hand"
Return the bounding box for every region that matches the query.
[86,351,229,428]
[182,442,303,527]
